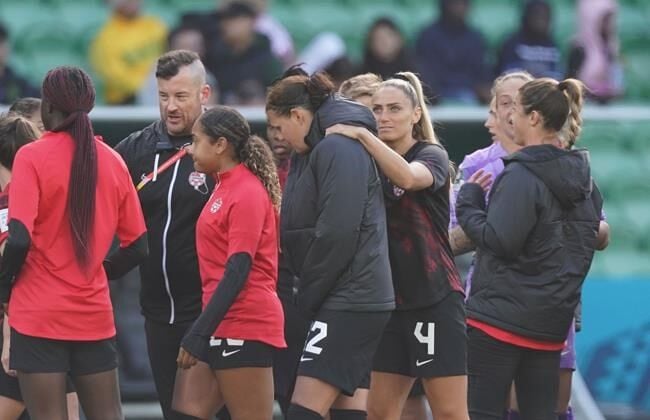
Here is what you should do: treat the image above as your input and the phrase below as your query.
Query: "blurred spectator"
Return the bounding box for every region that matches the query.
[360,17,418,80]
[198,0,295,67]
[138,26,219,105]
[0,24,39,105]
[495,0,562,79]
[567,0,623,103]
[415,0,490,104]
[240,0,295,67]
[324,57,356,89]
[205,1,281,105]
[177,10,221,53]
[297,32,355,88]
[298,32,347,75]
[90,0,167,105]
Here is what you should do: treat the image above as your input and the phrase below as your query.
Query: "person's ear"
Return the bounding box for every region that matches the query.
[412,106,422,125]
[214,136,229,154]
[290,108,305,126]
[529,110,542,127]
[200,84,211,106]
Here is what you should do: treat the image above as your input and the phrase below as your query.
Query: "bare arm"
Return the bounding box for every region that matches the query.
[2,313,14,376]
[326,124,434,191]
[596,220,610,251]
[449,225,476,256]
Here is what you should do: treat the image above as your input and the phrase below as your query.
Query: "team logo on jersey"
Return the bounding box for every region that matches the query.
[210,197,223,213]
[393,185,405,197]
[189,171,206,187]
[189,171,209,194]
[0,208,7,233]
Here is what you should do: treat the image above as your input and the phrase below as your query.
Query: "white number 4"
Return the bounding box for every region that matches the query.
[305,321,328,355]
[414,322,435,355]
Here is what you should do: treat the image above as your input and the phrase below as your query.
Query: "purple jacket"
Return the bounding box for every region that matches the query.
[450,141,508,228]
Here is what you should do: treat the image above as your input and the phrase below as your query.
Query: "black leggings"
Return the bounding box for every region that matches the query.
[467,327,561,420]
[145,319,194,420]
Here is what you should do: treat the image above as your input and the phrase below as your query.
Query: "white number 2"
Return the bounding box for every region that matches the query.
[414,322,435,355]
[305,321,328,355]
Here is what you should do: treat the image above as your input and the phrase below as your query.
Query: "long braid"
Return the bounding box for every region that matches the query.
[42,66,97,268]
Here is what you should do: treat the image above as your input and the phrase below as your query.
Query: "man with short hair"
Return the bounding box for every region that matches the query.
[115,49,214,419]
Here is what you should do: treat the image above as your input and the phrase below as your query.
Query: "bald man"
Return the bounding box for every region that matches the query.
[115,50,216,419]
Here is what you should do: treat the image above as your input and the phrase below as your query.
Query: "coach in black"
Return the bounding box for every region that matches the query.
[115,50,215,419]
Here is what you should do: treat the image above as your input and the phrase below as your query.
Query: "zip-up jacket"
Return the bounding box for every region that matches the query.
[457,145,602,342]
[281,96,395,316]
[115,121,215,324]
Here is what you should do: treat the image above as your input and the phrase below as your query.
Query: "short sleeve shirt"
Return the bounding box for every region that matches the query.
[196,164,285,348]
[383,142,463,309]
[8,132,146,340]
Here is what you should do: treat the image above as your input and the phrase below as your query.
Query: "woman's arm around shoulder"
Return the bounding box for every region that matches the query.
[326,124,434,191]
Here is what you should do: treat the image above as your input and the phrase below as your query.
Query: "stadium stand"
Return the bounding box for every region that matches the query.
[0,0,648,416]
[0,0,649,102]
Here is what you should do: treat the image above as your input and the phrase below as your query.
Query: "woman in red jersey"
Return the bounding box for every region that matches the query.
[0,67,148,420]
[0,115,39,420]
[171,106,285,420]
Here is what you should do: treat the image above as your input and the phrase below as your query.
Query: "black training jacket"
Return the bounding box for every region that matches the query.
[281,96,395,316]
[457,145,602,342]
[115,121,215,324]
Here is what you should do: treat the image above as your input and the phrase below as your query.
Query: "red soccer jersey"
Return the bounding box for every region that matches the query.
[196,163,285,348]
[8,132,147,341]
[467,319,565,351]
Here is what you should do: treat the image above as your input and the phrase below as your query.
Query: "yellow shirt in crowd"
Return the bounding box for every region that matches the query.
[90,13,167,104]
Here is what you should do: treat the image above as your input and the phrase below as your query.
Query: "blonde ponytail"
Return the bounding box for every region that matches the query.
[395,71,438,144]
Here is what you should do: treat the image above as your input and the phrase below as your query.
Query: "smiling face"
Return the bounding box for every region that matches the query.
[371,86,421,145]
[265,108,313,154]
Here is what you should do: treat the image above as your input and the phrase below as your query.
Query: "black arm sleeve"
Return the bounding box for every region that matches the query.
[103,233,149,280]
[181,252,252,359]
[0,220,31,302]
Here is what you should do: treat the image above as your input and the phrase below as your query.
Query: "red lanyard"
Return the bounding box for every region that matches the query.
[136,149,187,191]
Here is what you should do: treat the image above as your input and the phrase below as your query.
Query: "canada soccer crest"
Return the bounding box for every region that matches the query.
[188,171,209,194]
[189,171,206,188]
[210,197,223,213]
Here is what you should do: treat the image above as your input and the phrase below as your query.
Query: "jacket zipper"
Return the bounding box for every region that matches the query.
[162,160,181,324]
